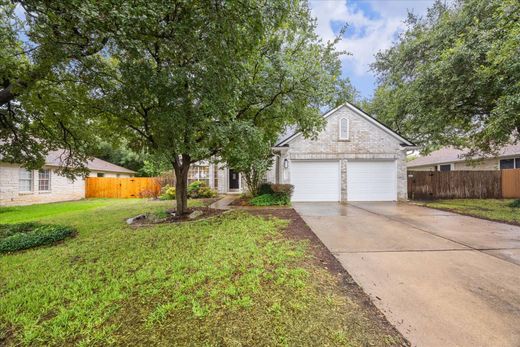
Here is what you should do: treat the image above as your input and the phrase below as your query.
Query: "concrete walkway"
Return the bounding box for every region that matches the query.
[209,195,238,209]
[294,202,520,347]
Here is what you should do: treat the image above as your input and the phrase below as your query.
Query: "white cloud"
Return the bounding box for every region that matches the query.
[310,0,434,76]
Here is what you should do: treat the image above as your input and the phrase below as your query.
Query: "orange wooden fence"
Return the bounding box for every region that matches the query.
[502,169,520,198]
[85,177,161,198]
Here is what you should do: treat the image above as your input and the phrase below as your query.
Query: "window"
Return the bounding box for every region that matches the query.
[188,163,210,185]
[38,169,51,191]
[500,158,520,170]
[339,118,349,140]
[19,169,33,192]
[439,164,452,172]
[97,172,105,177]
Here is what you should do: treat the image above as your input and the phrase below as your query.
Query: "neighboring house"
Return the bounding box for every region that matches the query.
[0,151,135,206]
[204,103,416,201]
[407,145,520,172]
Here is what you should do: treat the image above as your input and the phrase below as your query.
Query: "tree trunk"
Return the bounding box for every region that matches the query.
[173,160,190,215]
[244,168,259,197]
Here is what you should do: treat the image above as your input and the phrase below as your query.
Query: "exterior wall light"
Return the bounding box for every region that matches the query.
[283,159,289,169]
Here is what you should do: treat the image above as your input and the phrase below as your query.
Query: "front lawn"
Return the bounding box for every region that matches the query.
[423,199,520,225]
[0,199,116,224]
[0,199,402,346]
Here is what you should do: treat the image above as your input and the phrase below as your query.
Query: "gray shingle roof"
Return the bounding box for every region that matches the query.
[45,151,136,173]
[407,144,520,167]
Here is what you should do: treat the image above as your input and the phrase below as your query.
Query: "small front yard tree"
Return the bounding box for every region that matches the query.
[65,1,345,214]
[222,128,275,197]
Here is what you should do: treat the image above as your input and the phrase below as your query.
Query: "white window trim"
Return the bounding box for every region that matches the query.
[339,117,350,141]
[19,169,34,193]
[437,163,454,171]
[38,169,52,192]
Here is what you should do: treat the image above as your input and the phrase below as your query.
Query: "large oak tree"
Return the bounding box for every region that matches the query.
[369,0,519,155]
[2,0,348,214]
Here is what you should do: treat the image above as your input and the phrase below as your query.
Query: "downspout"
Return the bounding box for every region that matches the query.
[271,149,281,184]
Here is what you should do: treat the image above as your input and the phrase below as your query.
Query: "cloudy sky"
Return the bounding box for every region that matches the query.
[309,0,435,99]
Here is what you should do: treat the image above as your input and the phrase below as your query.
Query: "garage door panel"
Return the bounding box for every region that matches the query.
[347,161,396,201]
[291,161,339,202]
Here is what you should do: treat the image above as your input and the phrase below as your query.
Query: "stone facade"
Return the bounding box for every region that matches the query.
[270,105,411,201]
[0,163,133,206]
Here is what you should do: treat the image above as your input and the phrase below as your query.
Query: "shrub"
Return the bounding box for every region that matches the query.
[188,181,217,198]
[271,184,294,203]
[258,182,274,196]
[509,199,520,208]
[250,193,290,206]
[271,184,294,196]
[139,188,160,199]
[0,223,75,253]
[159,185,176,200]
[0,222,40,239]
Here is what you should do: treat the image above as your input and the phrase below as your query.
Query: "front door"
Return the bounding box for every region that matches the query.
[229,169,240,190]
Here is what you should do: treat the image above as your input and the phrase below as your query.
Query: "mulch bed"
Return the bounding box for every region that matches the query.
[246,208,410,346]
[130,207,226,226]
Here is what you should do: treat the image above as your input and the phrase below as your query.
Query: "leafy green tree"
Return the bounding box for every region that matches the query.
[222,128,274,197]
[0,1,115,176]
[1,0,347,213]
[89,141,168,177]
[370,0,520,154]
[67,0,345,214]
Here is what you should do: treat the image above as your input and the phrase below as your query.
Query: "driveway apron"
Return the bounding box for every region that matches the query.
[294,202,520,347]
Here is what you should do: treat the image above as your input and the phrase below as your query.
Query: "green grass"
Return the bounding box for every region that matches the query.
[0,199,117,224]
[0,199,399,346]
[424,199,520,224]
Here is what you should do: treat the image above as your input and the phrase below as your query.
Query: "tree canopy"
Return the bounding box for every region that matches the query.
[369,0,519,155]
[1,0,351,213]
[0,1,120,175]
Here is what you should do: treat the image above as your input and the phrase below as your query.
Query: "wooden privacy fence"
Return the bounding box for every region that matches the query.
[85,177,161,198]
[407,169,520,200]
[502,169,520,198]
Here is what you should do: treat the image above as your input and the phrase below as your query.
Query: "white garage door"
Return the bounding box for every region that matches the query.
[291,161,340,201]
[347,161,397,201]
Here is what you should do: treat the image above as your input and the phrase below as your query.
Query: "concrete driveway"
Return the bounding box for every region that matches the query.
[294,202,520,347]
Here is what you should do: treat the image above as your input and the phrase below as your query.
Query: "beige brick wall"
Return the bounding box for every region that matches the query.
[407,165,436,171]
[1,163,86,206]
[409,158,499,172]
[454,158,499,171]
[272,105,409,201]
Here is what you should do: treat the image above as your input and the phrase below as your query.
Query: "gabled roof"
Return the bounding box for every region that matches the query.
[407,144,520,167]
[45,151,136,173]
[275,102,415,147]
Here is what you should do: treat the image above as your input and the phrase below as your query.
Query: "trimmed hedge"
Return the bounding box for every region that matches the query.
[0,223,75,254]
[258,183,274,195]
[0,222,40,239]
